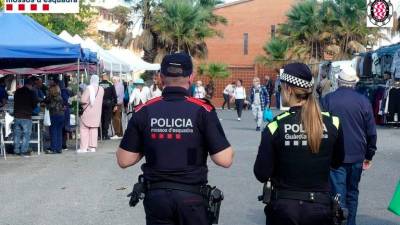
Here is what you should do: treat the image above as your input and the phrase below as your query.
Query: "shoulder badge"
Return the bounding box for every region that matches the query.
[134,97,163,113]
[276,111,291,121]
[185,97,213,112]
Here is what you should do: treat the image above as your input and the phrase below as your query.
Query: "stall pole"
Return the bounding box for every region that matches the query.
[75,59,80,151]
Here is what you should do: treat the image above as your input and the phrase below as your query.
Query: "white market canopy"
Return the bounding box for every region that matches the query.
[107,48,160,72]
[80,37,131,74]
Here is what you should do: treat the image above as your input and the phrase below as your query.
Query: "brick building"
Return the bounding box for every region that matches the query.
[199,0,295,106]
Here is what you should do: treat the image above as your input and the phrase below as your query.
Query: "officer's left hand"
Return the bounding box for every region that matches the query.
[362,160,372,170]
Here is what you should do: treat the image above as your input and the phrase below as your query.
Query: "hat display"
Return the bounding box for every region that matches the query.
[161,53,193,77]
[338,66,359,84]
[134,78,145,85]
[280,63,314,89]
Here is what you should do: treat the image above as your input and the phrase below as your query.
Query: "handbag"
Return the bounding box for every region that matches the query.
[79,87,99,117]
[43,109,51,126]
[263,108,274,122]
[388,180,400,216]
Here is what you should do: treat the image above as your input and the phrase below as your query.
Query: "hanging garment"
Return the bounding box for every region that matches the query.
[359,56,365,77]
[362,52,373,77]
[388,88,400,121]
[371,53,381,77]
[391,50,400,79]
[381,54,393,75]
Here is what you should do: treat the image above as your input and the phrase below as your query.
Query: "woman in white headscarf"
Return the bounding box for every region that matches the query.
[78,75,104,153]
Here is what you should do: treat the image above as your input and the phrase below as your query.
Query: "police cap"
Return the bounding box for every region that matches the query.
[280,63,314,89]
[161,53,193,77]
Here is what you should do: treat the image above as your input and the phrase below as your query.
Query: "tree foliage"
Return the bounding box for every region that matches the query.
[0,0,93,36]
[111,6,133,46]
[28,2,93,36]
[257,0,383,66]
[132,0,226,63]
[198,63,231,81]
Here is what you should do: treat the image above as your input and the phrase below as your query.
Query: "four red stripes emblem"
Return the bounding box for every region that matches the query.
[5,4,50,11]
[151,133,182,140]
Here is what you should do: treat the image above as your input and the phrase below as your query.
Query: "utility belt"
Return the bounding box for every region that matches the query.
[272,190,331,205]
[258,181,348,225]
[127,175,224,225]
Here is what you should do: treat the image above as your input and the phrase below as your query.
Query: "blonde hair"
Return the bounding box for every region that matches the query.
[49,85,61,97]
[286,84,324,153]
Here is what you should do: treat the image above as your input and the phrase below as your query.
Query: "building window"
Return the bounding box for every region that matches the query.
[243,33,249,55]
[271,25,276,38]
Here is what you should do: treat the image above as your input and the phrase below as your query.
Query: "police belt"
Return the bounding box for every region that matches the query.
[273,190,331,205]
[147,182,202,195]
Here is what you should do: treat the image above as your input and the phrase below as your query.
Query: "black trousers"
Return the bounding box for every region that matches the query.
[101,105,113,138]
[222,94,231,109]
[265,199,332,225]
[235,99,245,118]
[144,189,208,225]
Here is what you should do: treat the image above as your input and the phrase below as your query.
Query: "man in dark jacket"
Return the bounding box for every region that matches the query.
[99,74,117,140]
[264,75,274,108]
[13,78,38,156]
[321,67,377,225]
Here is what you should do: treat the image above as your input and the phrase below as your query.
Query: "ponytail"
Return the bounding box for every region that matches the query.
[301,93,323,153]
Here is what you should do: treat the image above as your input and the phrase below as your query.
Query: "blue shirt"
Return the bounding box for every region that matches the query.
[321,87,377,163]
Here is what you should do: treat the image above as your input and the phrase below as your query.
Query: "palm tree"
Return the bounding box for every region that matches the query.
[131,0,162,63]
[256,0,385,65]
[132,0,225,63]
[198,62,231,99]
[255,38,289,69]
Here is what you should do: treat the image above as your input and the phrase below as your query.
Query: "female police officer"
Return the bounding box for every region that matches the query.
[254,63,345,225]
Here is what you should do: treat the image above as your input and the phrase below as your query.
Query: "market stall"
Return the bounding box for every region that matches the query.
[0,13,82,158]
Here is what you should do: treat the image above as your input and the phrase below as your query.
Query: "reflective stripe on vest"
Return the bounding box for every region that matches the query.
[268,121,278,135]
[276,112,290,121]
[321,112,330,117]
[332,116,340,129]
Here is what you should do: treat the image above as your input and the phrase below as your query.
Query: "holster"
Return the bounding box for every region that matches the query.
[127,175,146,207]
[258,180,273,205]
[332,194,348,225]
[200,185,224,225]
[147,181,224,225]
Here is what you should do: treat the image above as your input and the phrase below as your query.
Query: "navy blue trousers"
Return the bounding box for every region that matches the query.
[265,199,332,225]
[330,163,363,225]
[144,189,208,225]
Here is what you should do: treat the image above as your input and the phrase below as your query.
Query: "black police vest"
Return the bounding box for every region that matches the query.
[138,97,210,185]
[268,111,340,192]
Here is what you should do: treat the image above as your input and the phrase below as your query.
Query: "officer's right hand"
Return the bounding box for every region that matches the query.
[210,147,234,168]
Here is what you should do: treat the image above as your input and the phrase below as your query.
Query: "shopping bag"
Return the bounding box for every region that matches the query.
[388,180,400,216]
[43,109,51,127]
[263,108,274,122]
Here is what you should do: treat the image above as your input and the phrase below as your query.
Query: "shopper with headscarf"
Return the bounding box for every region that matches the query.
[78,75,104,153]
[111,76,125,139]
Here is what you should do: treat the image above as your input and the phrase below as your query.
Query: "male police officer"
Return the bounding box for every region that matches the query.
[116,53,234,225]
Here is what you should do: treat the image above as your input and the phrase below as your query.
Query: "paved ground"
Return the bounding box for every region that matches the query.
[0,109,399,225]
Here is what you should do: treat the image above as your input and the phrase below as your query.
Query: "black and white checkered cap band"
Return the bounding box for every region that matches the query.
[280,72,314,88]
